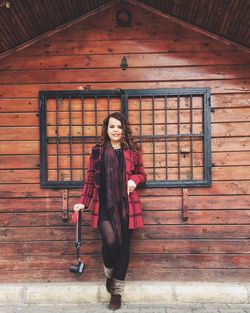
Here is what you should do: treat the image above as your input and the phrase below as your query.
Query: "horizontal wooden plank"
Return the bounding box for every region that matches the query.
[211,137,250,152]
[46,165,250,181]
[0,184,66,198]
[41,151,250,170]
[0,127,39,140]
[1,80,249,98]
[143,210,250,225]
[212,151,250,166]
[43,94,249,111]
[0,267,248,282]
[0,96,238,117]
[1,195,249,212]
[141,181,250,196]
[47,109,204,126]
[0,122,250,140]
[0,169,39,183]
[141,195,250,211]
[0,113,38,126]
[212,108,250,123]
[1,65,249,84]
[0,155,39,169]
[212,94,250,109]
[0,99,38,112]
[44,107,250,124]
[211,166,250,180]
[0,109,249,128]
[0,239,249,257]
[0,141,39,154]
[44,122,249,137]
[0,164,250,183]
[17,38,238,57]
[0,210,249,227]
[49,22,229,42]
[1,136,249,155]
[1,224,249,242]
[0,123,249,142]
[2,51,249,71]
[0,180,249,198]
[131,254,250,269]
[136,225,250,240]
[0,254,248,270]
[212,122,250,137]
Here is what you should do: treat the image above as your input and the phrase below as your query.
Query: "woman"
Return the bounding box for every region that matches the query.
[73,112,146,310]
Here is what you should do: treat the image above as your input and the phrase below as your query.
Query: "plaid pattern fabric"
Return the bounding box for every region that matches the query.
[80,145,147,229]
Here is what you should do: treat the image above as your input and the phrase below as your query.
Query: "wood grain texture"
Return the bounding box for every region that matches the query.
[0,2,249,283]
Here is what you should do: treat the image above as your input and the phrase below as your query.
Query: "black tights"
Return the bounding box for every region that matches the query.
[99,220,132,281]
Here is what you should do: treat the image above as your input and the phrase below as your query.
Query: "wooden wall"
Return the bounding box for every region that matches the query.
[0,2,250,282]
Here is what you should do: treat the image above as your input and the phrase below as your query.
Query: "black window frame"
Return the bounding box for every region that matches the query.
[39,88,212,189]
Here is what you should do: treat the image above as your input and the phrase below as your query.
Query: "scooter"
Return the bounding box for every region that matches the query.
[69,210,85,275]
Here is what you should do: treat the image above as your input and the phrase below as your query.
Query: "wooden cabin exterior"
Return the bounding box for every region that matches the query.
[0,1,249,283]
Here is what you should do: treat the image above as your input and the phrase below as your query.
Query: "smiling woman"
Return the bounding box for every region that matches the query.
[106,117,123,148]
[73,112,147,310]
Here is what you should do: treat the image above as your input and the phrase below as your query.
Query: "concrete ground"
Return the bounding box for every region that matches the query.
[0,282,249,313]
[0,303,250,313]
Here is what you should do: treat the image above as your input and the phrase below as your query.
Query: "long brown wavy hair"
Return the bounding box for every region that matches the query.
[100,112,138,151]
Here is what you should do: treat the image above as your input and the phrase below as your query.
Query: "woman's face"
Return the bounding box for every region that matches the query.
[107,117,123,146]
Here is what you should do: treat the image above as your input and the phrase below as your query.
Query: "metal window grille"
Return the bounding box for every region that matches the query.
[39,88,211,189]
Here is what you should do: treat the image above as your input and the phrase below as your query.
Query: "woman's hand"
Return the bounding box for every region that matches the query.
[127,179,136,195]
[73,203,85,211]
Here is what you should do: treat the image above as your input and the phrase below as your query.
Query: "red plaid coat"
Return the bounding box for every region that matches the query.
[80,145,147,229]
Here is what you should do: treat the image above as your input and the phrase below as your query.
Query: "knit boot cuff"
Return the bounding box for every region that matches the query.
[111,278,125,296]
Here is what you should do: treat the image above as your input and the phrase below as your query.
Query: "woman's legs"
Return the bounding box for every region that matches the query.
[99,220,119,268]
[99,220,132,279]
[112,230,132,280]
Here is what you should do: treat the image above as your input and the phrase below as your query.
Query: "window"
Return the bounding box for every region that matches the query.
[39,88,211,188]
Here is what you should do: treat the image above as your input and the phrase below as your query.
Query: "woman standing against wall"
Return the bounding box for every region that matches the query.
[73,112,147,310]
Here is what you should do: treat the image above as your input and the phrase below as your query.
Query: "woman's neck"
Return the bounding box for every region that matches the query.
[110,141,121,149]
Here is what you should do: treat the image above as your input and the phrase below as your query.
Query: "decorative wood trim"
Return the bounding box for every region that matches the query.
[62,189,69,222]
[182,188,189,221]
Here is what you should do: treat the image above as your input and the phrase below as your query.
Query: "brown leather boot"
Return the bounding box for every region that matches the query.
[109,294,121,310]
[109,278,125,311]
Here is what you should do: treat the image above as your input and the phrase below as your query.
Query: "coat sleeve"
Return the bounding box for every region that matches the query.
[79,149,95,207]
[129,150,147,186]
